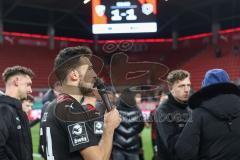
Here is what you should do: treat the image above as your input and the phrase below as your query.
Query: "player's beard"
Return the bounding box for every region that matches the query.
[78,81,93,96]
[18,89,28,100]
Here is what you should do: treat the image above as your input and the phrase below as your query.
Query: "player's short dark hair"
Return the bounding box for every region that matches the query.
[2,65,34,82]
[54,46,92,82]
[167,69,190,87]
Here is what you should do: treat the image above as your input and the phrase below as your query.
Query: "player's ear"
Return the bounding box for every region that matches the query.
[69,70,79,81]
[12,76,20,87]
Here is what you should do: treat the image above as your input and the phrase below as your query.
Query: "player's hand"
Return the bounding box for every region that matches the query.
[103,107,121,132]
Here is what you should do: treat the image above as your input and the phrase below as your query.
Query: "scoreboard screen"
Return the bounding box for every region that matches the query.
[92,0,157,34]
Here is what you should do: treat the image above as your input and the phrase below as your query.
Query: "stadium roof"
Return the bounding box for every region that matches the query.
[2,0,240,39]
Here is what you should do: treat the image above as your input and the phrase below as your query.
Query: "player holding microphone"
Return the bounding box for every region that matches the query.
[39,46,121,160]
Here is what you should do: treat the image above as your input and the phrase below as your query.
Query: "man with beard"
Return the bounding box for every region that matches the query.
[39,46,121,160]
[155,69,191,160]
[0,66,34,160]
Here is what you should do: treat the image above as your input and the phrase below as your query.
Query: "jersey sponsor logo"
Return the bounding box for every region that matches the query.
[94,121,103,134]
[68,122,89,146]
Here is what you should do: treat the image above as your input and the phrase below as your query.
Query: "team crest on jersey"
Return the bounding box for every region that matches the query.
[68,122,89,146]
[94,121,103,134]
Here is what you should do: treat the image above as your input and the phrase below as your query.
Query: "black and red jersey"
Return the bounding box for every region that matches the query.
[39,93,104,160]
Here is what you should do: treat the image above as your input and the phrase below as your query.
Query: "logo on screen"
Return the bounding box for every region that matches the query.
[95,5,106,16]
[142,3,153,15]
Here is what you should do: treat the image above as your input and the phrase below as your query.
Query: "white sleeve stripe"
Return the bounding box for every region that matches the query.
[46,127,55,160]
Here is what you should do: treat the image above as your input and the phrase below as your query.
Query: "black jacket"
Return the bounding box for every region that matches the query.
[155,93,190,160]
[0,95,33,160]
[175,83,240,160]
[113,101,144,153]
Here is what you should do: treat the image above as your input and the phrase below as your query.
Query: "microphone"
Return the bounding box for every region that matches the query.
[94,77,113,112]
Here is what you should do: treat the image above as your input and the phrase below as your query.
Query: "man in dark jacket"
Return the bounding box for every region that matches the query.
[112,89,144,160]
[155,69,192,160]
[0,65,34,160]
[175,68,240,160]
